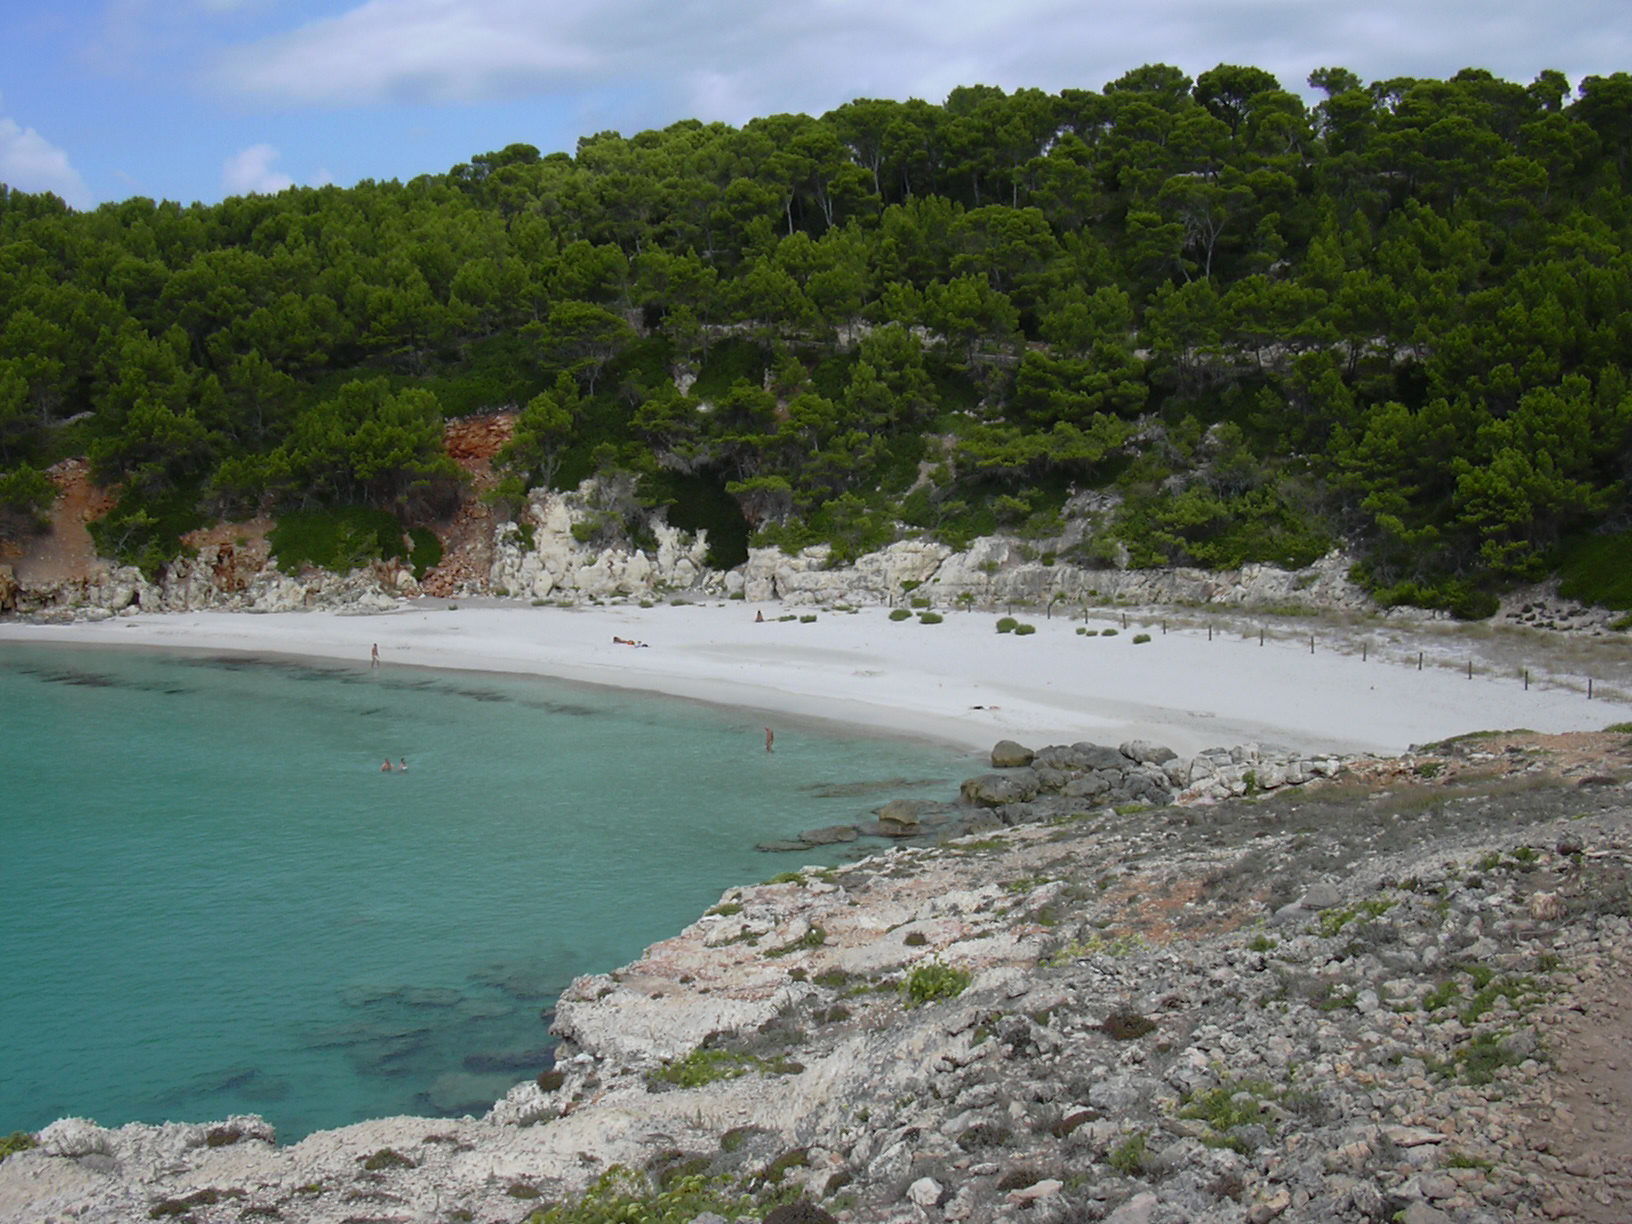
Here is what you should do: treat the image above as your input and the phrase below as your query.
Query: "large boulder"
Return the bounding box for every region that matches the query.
[876,800,928,831]
[991,739,1035,768]
[1120,739,1178,766]
[1071,742,1132,771]
[960,770,1040,807]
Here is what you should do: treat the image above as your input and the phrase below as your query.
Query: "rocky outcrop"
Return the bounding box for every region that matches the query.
[741,539,1373,614]
[770,739,1353,852]
[3,465,1382,622]
[486,485,721,602]
[5,554,416,619]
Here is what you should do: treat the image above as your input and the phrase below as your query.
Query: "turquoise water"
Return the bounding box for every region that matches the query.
[0,642,965,1139]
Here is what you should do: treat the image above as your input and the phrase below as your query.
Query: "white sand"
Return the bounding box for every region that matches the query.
[3,599,1627,759]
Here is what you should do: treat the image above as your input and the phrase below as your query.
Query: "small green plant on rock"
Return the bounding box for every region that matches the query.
[902,960,971,1006]
[1177,1078,1279,1153]
[1107,1131,1149,1175]
[523,1166,754,1224]
[764,925,826,958]
[1100,1010,1157,1040]
[360,1148,416,1171]
[647,1048,803,1089]
[0,1132,37,1162]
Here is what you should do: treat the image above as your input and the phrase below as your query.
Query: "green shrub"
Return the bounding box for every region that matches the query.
[361,1148,416,1171]
[0,1131,36,1162]
[647,1047,804,1088]
[1557,531,1632,610]
[648,1049,753,1088]
[1107,1132,1148,1175]
[1367,574,1500,620]
[522,1165,754,1224]
[269,506,409,576]
[902,961,971,1006]
[407,526,442,579]
[86,483,208,579]
[1100,1010,1157,1040]
[996,616,1018,633]
[1132,632,1151,644]
[799,614,817,623]
[1102,628,1119,636]
[765,925,826,958]
[889,608,912,621]
[918,611,943,624]
[1013,623,1037,636]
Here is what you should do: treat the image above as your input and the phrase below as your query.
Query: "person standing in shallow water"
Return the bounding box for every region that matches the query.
[765,727,774,753]
[370,643,380,669]
[380,759,392,772]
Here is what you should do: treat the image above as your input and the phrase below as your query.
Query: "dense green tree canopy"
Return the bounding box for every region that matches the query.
[3,65,1632,613]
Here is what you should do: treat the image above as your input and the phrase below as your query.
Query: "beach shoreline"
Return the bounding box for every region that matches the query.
[3,598,1626,758]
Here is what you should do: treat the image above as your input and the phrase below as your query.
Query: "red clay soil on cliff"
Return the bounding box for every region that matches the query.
[2,459,112,587]
[0,415,520,600]
[418,412,516,597]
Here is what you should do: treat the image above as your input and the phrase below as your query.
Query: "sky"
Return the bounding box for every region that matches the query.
[2,0,1629,211]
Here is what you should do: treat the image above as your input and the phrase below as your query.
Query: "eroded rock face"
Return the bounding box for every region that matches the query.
[741,542,1371,614]
[7,555,416,618]
[6,475,1378,622]
[486,484,719,602]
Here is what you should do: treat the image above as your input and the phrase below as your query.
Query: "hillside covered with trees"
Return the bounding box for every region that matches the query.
[3,63,1632,616]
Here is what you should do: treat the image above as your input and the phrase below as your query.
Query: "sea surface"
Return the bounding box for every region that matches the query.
[0,641,966,1140]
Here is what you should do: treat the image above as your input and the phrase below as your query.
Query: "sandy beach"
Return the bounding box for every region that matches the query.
[2,599,1626,758]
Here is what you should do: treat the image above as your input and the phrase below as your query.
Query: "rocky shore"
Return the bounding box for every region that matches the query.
[5,729,1631,1224]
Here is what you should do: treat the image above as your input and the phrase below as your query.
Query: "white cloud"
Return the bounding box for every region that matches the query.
[213,0,600,105]
[0,117,92,208]
[205,0,1632,125]
[222,143,295,195]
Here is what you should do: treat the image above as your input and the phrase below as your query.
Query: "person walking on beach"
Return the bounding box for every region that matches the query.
[371,643,380,669]
[765,727,775,753]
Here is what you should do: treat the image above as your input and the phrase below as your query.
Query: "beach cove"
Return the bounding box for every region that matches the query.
[4,599,1632,1223]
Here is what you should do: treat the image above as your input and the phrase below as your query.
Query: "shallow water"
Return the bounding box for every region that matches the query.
[0,643,965,1139]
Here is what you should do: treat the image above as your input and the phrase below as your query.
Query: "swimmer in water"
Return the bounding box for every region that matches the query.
[380,759,393,772]
[398,758,409,772]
